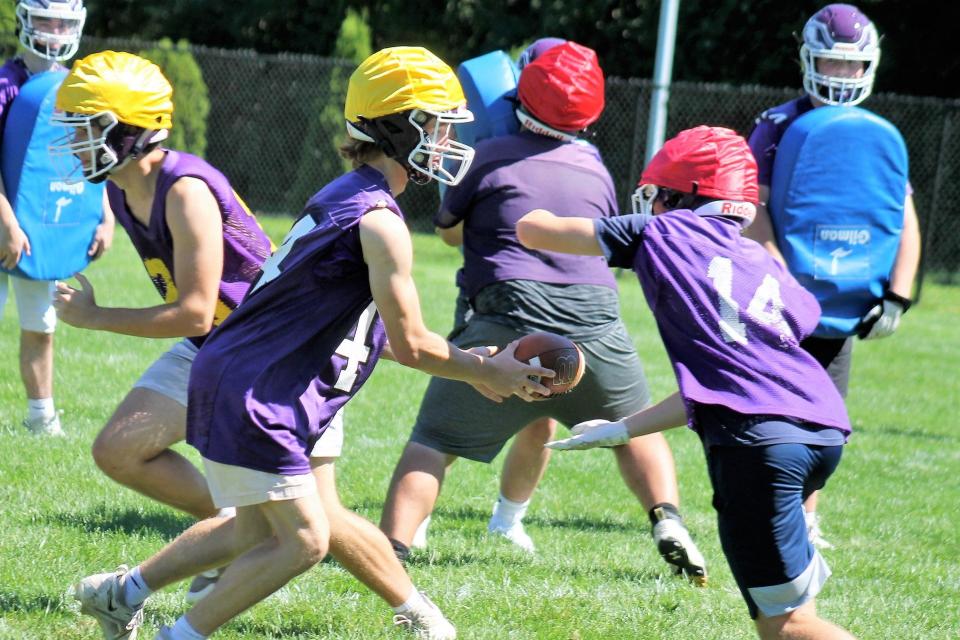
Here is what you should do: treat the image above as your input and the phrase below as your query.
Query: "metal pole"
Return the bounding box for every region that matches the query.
[645,0,680,164]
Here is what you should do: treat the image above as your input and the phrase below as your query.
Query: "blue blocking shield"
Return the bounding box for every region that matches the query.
[769,106,908,338]
[2,70,105,280]
[455,50,520,146]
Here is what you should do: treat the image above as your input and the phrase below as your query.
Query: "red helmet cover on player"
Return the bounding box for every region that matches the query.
[640,126,759,203]
[516,41,604,132]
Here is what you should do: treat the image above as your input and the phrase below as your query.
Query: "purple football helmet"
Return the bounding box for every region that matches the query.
[800,4,880,106]
[15,0,86,61]
[517,37,566,71]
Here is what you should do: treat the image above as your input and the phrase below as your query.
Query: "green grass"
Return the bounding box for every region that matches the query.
[1,214,958,639]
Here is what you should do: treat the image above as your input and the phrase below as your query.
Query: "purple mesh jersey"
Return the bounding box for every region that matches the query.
[0,58,30,144]
[186,165,395,475]
[437,132,617,298]
[747,97,816,187]
[106,150,273,345]
[748,97,913,196]
[594,206,851,436]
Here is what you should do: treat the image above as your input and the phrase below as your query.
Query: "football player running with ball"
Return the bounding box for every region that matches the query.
[71,46,550,640]
[520,126,856,640]
[380,41,707,585]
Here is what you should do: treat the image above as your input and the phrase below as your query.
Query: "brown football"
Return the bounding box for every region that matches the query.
[514,332,586,399]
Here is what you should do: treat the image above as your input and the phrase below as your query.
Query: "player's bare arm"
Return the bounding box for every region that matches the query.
[516,209,604,256]
[54,177,224,336]
[742,186,787,266]
[87,188,115,259]
[0,173,31,269]
[360,207,551,401]
[547,391,687,451]
[435,219,463,246]
[888,193,921,298]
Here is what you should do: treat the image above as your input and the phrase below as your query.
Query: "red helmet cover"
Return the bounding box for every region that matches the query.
[516,41,605,132]
[641,126,760,203]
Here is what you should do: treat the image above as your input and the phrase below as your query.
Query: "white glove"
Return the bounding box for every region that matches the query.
[545,419,630,451]
[859,298,905,340]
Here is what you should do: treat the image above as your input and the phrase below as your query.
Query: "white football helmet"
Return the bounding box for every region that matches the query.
[799,3,880,106]
[15,0,86,62]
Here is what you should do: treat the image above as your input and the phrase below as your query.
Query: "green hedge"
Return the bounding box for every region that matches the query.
[139,38,210,158]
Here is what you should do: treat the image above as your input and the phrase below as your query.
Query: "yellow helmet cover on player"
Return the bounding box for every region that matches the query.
[56,50,173,130]
[344,46,466,123]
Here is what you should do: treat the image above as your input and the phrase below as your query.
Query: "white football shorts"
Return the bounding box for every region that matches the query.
[0,273,56,333]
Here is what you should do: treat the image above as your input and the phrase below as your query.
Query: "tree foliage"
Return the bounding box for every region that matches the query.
[286,7,372,211]
[81,0,953,99]
[139,38,209,157]
[0,1,18,58]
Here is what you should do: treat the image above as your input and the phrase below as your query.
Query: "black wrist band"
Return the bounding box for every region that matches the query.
[884,290,912,313]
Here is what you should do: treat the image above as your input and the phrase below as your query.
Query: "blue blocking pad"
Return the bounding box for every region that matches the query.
[2,70,105,280]
[769,106,908,338]
[455,50,520,146]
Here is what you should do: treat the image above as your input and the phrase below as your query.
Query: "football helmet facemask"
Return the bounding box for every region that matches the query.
[15,0,86,62]
[800,3,880,106]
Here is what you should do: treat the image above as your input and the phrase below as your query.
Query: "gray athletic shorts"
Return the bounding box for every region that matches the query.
[411,319,651,463]
[134,339,199,406]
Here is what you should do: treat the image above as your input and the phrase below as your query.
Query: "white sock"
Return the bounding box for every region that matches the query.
[804,510,818,526]
[490,494,530,527]
[216,507,236,519]
[27,398,55,421]
[122,565,152,607]
[392,588,427,614]
[170,616,207,640]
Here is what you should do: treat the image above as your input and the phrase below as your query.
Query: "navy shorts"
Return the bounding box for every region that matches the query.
[706,442,843,619]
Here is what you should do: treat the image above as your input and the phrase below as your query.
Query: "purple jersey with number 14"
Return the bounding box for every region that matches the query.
[594,204,850,436]
[186,165,395,476]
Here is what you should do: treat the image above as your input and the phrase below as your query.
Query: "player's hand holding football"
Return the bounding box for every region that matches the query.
[53,273,100,328]
[474,340,554,403]
[546,419,630,451]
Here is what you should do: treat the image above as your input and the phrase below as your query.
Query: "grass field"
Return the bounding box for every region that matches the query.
[1,214,958,639]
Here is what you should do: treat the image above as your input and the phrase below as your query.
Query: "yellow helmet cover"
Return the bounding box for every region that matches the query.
[344,46,466,123]
[56,50,173,130]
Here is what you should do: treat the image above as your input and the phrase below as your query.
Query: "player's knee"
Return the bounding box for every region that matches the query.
[755,606,820,640]
[90,428,135,478]
[290,525,329,569]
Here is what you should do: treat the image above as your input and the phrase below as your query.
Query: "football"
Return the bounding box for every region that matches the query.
[514,332,586,398]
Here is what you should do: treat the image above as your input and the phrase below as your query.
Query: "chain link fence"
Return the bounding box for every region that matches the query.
[8,35,960,285]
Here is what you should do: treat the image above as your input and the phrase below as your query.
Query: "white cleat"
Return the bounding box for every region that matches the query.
[652,517,708,586]
[393,592,457,639]
[805,512,835,550]
[487,520,536,553]
[412,515,431,550]
[72,565,144,640]
[23,412,64,436]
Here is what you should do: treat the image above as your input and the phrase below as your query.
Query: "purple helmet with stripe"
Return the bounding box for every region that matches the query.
[800,4,880,106]
[15,0,86,62]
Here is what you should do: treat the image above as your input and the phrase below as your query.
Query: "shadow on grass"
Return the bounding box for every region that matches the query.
[350,500,641,534]
[0,591,71,616]
[47,504,193,538]
[861,423,956,442]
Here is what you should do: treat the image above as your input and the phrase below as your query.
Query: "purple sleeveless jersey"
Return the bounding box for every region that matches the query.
[106,150,273,345]
[0,58,30,142]
[594,204,851,437]
[186,165,395,475]
[437,132,617,298]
